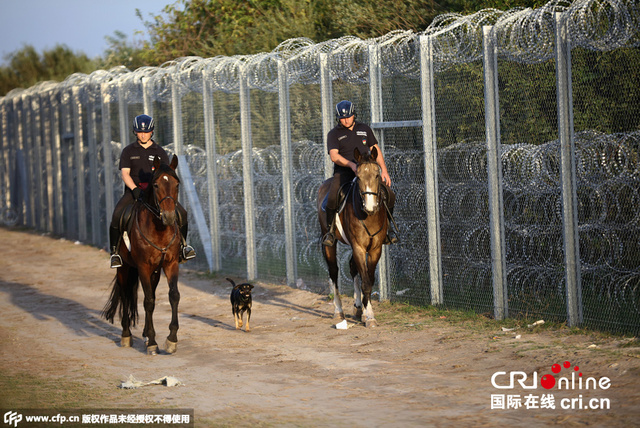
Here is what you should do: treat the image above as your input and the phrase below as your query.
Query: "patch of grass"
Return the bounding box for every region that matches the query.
[0,371,110,409]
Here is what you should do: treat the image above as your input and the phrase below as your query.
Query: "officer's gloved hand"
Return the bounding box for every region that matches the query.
[132,187,143,200]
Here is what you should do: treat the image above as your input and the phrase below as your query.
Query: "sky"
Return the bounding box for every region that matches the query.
[0,0,177,65]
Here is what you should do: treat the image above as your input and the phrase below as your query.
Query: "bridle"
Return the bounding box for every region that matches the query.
[355,162,382,212]
[353,161,384,238]
[135,171,179,255]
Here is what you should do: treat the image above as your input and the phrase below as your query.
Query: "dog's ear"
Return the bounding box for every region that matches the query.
[226,277,236,287]
[249,284,254,290]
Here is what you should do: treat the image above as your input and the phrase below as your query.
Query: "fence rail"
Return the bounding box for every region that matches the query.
[1,0,639,334]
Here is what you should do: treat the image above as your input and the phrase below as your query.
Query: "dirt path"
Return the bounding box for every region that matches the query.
[0,227,638,427]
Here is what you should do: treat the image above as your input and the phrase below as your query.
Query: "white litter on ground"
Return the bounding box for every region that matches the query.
[119,375,182,389]
[335,319,349,330]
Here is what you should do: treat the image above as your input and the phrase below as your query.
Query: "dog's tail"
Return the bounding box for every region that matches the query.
[226,277,236,287]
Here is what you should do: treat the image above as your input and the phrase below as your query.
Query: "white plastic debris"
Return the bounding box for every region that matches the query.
[527,320,545,328]
[119,375,182,389]
[515,334,521,339]
[335,319,349,330]
[501,327,516,332]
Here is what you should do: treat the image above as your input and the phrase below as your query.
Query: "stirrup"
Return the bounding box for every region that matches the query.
[110,254,123,269]
[180,245,196,263]
[322,232,336,247]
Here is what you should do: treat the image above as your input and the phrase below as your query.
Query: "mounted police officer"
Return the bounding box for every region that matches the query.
[109,114,196,268]
[322,100,398,247]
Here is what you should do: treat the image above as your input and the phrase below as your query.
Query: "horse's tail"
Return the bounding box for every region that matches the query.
[102,270,139,326]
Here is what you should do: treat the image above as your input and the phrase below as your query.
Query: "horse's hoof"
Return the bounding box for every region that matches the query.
[147,345,158,355]
[333,312,345,321]
[165,339,178,354]
[353,306,363,319]
[365,319,378,328]
[121,336,132,348]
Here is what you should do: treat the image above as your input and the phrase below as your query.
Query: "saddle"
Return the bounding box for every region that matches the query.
[321,179,355,214]
[322,178,391,214]
[117,201,184,237]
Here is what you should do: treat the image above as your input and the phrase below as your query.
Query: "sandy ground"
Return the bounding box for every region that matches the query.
[0,227,638,427]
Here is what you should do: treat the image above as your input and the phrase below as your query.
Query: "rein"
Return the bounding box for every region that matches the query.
[134,186,178,254]
[352,174,385,239]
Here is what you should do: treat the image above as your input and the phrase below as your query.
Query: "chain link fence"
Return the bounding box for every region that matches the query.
[1,0,638,334]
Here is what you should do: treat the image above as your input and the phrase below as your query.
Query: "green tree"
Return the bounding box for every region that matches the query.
[0,45,96,96]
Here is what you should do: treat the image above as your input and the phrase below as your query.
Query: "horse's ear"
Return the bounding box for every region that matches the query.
[371,146,378,161]
[354,148,361,163]
[170,155,178,170]
[153,156,161,170]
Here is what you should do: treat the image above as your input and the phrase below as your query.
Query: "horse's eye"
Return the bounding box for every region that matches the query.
[153,183,158,188]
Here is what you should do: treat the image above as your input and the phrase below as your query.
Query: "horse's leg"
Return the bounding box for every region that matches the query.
[323,243,344,320]
[362,247,382,328]
[164,261,180,353]
[139,266,158,355]
[351,246,378,327]
[349,256,363,320]
[116,266,133,347]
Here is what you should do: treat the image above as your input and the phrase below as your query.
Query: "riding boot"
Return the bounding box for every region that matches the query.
[322,209,337,247]
[109,225,123,268]
[384,201,399,245]
[179,223,196,263]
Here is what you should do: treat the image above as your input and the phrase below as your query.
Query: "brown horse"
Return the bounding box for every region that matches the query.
[317,147,388,327]
[103,155,182,355]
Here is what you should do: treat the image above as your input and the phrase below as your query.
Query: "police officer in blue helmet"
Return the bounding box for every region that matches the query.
[322,100,397,246]
[109,114,196,268]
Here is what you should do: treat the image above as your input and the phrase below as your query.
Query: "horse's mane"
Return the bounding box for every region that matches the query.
[358,150,378,165]
[153,163,180,183]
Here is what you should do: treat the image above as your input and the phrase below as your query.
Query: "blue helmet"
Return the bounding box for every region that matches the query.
[335,100,356,121]
[133,114,155,133]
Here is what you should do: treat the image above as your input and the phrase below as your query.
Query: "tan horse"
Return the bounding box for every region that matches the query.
[317,147,388,327]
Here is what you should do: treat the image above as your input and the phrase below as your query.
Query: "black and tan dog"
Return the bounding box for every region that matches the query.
[227,277,254,332]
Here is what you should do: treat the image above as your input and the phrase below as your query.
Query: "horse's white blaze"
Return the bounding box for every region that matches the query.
[163,176,169,181]
[363,185,377,213]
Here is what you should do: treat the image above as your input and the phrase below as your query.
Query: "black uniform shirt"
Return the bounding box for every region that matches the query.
[119,141,170,188]
[327,121,379,165]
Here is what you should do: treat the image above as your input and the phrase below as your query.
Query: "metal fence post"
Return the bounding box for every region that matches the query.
[368,44,390,301]
[117,82,129,150]
[72,87,87,242]
[101,83,115,246]
[278,60,298,287]
[240,66,257,281]
[49,91,64,235]
[86,95,101,246]
[320,53,334,180]
[22,95,35,228]
[555,12,583,326]
[420,35,444,305]
[0,102,9,213]
[142,77,154,117]
[171,78,184,156]
[202,73,221,272]
[483,26,509,320]
[30,95,45,231]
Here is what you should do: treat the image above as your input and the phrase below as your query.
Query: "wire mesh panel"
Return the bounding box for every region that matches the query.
[434,61,494,314]
[1,0,639,334]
